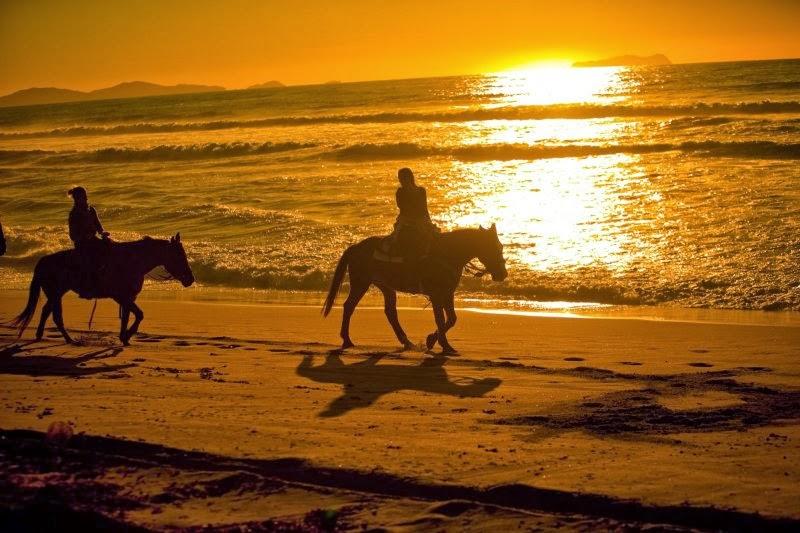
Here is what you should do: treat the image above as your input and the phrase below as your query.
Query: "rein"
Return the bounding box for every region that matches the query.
[464,260,489,278]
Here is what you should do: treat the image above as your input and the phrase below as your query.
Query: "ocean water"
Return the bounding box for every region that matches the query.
[0,59,799,311]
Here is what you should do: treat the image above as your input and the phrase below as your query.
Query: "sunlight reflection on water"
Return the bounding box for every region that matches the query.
[479,64,629,107]
[440,66,662,274]
[440,156,660,273]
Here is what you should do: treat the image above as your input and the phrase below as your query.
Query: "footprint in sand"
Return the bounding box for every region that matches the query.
[689,349,710,353]
[173,340,190,347]
[688,362,714,368]
[564,357,585,362]
[620,361,643,366]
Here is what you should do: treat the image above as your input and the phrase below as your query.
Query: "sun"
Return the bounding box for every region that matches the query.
[485,61,627,107]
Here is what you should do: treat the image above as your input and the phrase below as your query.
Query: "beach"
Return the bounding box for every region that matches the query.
[2,289,798,530]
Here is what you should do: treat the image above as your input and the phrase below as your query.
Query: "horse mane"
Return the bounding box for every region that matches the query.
[115,235,170,248]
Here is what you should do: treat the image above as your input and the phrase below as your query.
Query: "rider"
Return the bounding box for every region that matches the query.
[68,186,110,298]
[393,168,436,280]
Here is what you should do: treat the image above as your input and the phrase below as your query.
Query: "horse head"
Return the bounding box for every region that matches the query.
[164,233,195,287]
[477,224,508,282]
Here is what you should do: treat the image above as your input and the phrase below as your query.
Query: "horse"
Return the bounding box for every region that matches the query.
[322,224,508,354]
[11,233,194,346]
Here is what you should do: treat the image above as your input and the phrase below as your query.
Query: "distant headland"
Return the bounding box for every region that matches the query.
[573,54,672,67]
[0,81,227,108]
[247,80,285,90]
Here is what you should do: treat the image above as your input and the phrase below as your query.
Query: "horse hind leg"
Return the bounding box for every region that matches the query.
[378,285,414,350]
[50,296,74,345]
[35,300,53,341]
[340,279,369,350]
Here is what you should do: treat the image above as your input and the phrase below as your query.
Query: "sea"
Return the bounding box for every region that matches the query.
[1,59,798,314]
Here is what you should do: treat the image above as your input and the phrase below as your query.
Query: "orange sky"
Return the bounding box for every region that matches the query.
[1,0,798,94]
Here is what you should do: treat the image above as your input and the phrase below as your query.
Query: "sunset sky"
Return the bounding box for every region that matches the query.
[1,0,799,94]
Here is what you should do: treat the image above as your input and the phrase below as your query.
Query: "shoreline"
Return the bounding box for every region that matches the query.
[3,286,797,329]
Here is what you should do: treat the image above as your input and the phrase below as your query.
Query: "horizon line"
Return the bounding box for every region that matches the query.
[2,55,799,102]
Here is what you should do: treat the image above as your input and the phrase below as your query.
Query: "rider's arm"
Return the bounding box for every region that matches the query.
[419,187,432,219]
[89,206,107,236]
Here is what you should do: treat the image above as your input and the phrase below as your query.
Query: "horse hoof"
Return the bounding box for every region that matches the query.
[441,347,459,356]
[341,341,354,350]
[425,333,437,350]
[402,341,416,351]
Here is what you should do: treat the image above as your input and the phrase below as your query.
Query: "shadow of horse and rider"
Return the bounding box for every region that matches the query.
[0,342,133,378]
[296,352,501,417]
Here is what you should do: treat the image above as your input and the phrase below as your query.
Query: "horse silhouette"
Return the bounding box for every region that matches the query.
[11,233,194,346]
[323,225,508,354]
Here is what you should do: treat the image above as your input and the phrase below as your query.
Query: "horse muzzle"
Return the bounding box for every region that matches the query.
[491,269,508,282]
[181,275,195,287]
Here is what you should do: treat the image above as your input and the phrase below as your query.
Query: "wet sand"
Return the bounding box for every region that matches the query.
[1,289,799,530]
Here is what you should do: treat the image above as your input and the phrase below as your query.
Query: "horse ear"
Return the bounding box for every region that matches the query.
[174,232,181,243]
[479,225,485,231]
[490,223,497,233]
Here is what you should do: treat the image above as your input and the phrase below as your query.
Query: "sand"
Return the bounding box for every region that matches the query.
[1,288,799,531]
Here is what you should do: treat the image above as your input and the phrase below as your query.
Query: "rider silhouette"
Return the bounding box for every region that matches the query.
[393,168,436,280]
[68,186,109,298]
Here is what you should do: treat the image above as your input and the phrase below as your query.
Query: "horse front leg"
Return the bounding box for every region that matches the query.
[125,301,145,341]
[426,294,458,354]
[118,302,131,346]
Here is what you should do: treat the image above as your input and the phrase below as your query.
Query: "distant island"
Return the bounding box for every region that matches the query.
[573,54,671,67]
[247,80,285,90]
[0,81,226,108]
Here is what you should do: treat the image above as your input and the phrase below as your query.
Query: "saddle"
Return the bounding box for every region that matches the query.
[373,235,405,264]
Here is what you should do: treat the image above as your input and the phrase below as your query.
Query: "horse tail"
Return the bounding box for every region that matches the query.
[11,263,42,337]
[322,246,353,317]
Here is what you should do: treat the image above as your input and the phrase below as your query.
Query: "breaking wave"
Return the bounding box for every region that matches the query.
[0,142,316,164]
[328,141,800,161]
[3,101,800,139]
[4,140,800,166]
